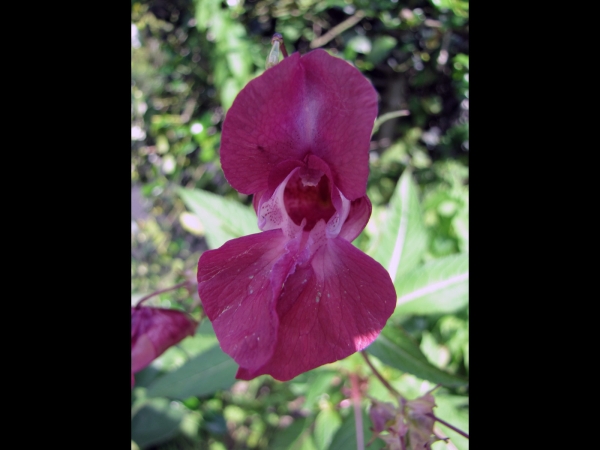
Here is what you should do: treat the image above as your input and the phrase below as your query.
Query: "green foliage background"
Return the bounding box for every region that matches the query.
[132,0,468,449]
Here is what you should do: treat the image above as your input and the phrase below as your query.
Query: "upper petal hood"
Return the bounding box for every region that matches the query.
[220,49,378,200]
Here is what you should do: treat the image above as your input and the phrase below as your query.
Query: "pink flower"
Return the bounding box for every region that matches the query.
[197,49,396,381]
[131,306,197,387]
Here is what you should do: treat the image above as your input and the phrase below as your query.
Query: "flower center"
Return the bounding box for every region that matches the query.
[283,168,336,231]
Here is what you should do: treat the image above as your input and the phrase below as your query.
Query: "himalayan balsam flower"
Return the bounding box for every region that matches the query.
[131,306,197,387]
[197,49,396,381]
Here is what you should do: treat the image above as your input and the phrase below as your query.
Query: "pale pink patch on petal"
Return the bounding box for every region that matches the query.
[236,234,396,381]
[257,167,304,238]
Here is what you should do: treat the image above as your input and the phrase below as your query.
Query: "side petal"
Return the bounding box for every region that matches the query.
[237,236,396,381]
[220,50,377,200]
[131,307,197,374]
[131,333,156,374]
[338,195,372,242]
[197,230,298,372]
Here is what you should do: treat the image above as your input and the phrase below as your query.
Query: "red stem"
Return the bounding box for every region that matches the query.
[135,281,190,308]
[360,351,402,398]
[428,413,470,439]
[349,374,365,450]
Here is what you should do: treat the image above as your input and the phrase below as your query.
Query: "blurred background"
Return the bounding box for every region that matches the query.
[132,0,468,449]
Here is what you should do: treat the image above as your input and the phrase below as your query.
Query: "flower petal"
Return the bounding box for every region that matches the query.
[339,195,372,242]
[236,234,396,381]
[299,50,378,200]
[221,49,377,200]
[197,230,301,372]
[131,307,197,375]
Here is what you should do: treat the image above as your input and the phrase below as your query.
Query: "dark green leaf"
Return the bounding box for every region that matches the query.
[131,398,184,449]
[146,345,237,400]
[270,418,315,450]
[367,36,398,65]
[328,410,384,450]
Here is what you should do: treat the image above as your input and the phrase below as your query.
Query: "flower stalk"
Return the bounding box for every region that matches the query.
[134,280,190,308]
[361,351,402,399]
[350,373,365,450]
[427,413,470,439]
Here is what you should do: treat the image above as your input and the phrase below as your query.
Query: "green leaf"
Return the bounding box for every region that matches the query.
[369,169,427,284]
[313,409,342,450]
[194,0,220,31]
[367,36,398,65]
[394,253,468,316]
[146,345,237,400]
[367,325,467,388]
[177,320,219,356]
[433,394,469,450]
[131,397,185,448]
[303,371,337,411]
[177,187,259,249]
[270,418,315,450]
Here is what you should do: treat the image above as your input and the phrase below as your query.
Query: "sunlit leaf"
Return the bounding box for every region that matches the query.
[304,371,337,411]
[314,409,342,450]
[369,169,427,284]
[367,325,467,388]
[178,187,259,249]
[177,320,219,356]
[394,253,468,316]
[347,35,372,54]
[431,394,469,450]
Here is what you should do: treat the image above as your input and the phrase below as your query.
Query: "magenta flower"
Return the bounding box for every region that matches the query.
[131,306,197,387]
[197,49,396,381]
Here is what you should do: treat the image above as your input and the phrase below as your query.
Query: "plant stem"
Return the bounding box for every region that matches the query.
[428,413,469,439]
[360,351,402,398]
[372,110,410,136]
[349,373,365,450]
[310,10,365,49]
[135,281,190,308]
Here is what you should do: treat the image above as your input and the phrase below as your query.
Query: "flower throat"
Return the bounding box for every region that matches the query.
[283,168,336,231]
